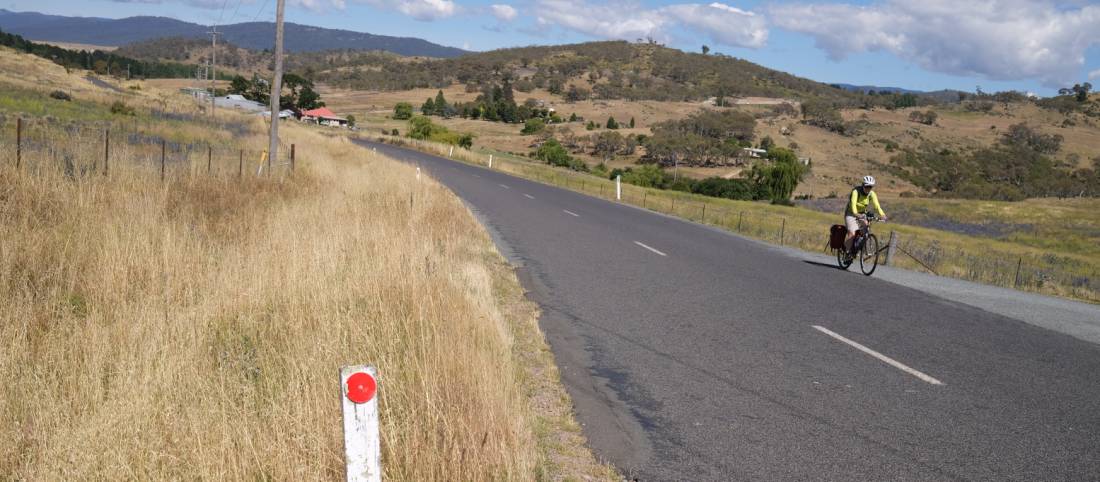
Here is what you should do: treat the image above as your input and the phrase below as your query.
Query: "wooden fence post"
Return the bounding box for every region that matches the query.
[290,143,295,171]
[780,218,786,245]
[643,191,647,208]
[160,139,166,182]
[885,231,898,266]
[16,118,22,168]
[701,203,707,223]
[1013,257,1023,288]
[104,128,110,175]
[737,211,743,232]
[207,145,212,174]
[238,149,243,178]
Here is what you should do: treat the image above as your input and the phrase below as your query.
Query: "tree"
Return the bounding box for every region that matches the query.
[422,97,436,116]
[606,116,619,129]
[296,85,324,110]
[1074,82,1093,102]
[701,45,710,55]
[629,117,635,128]
[536,138,573,167]
[434,90,449,115]
[393,102,413,120]
[759,136,775,151]
[750,147,806,202]
[229,75,251,95]
[346,114,356,128]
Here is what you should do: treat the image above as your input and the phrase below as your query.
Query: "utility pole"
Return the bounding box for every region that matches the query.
[268,0,286,167]
[208,26,220,119]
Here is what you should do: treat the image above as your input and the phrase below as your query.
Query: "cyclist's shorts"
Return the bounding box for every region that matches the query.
[844,215,861,233]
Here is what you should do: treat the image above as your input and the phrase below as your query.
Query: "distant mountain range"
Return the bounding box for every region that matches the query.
[0,9,467,58]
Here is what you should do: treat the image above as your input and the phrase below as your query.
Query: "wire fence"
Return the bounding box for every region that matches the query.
[1,116,296,180]
[372,133,1100,304]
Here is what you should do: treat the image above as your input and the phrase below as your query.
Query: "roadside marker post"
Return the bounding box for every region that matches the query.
[489,154,493,168]
[341,365,381,482]
[885,231,898,266]
[616,175,622,201]
[416,166,421,181]
[449,146,454,157]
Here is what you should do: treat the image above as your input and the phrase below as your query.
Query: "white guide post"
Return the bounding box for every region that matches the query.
[449,146,454,157]
[616,175,622,200]
[416,167,421,181]
[341,365,381,482]
[488,154,493,168]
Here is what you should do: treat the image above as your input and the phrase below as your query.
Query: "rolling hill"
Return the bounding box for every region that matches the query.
[0,9,467,57]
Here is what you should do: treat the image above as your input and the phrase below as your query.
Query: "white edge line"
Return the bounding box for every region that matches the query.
[563,209,580,217]
[523,193,535,199]
[812,325,944,386]
[634,241,668,257]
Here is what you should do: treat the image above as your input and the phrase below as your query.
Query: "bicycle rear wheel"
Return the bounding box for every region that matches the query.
[837,247,853,270]
[860,233,879,275]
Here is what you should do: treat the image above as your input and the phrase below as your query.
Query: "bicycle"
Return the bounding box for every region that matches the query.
[837,213,885,275]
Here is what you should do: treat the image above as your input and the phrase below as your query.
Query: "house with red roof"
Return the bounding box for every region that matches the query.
[300,107,348,127]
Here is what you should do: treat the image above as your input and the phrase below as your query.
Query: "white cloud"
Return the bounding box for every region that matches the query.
[1090,69,1100,81]
[769,0,1100,87]
[534,0,668,42]
[663,3,767,48]
[292,0,347,11]
[361,0,457,20]
[533,0,767,48]
[490,4,518,22]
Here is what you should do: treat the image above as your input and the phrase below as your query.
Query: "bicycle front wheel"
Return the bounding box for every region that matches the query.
[860,233,879,276]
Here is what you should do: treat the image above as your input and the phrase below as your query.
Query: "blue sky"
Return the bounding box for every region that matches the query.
[11,0,1100,96]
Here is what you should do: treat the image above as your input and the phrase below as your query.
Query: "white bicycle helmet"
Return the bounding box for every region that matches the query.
[862,175,876,186]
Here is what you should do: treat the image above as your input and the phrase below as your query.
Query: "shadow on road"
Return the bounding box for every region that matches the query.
[803,260,844,271]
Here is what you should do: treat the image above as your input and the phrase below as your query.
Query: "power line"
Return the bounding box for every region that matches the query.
[254,0,272,22]
[227,0,246,25]
[215,0,232,26]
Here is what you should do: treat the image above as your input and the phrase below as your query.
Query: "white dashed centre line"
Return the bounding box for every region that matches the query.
[523,194,535,199]
[499,184,511,189]
[472,173,481,178]
[563,209,580,217]
[634,241,667,257]
[812,325,945,386]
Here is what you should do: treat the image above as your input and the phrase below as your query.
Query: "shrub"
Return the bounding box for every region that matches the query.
[49,90,72,101]
[393,102,413,120]
[520,118,545,135]
[391,128,399,136]
[110,101,135,116]
[908,110,938,125]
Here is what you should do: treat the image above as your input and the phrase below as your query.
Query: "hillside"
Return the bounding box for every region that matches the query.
[0,9,467,57]
[322,82,1099,200]
[312,41,867,104]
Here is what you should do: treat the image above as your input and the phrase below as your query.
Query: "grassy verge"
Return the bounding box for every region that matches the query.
[0,47,617,480]
[366,134,1100,304]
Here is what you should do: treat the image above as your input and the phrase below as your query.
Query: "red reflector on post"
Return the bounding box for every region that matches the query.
[346,371,376,404]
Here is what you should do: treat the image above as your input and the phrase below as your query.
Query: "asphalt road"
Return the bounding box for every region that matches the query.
[356,140,1100,481]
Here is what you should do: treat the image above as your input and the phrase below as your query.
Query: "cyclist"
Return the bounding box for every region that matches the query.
[844,176,888,253]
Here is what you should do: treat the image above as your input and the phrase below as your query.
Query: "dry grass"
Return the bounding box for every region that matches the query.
[0,120,619,480]
[0,45,617,480]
